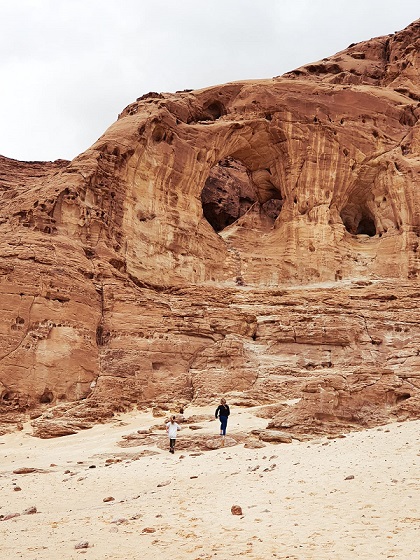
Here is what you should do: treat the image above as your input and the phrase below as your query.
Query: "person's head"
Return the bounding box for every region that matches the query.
[221,398,226,405]
[170,415,176,423]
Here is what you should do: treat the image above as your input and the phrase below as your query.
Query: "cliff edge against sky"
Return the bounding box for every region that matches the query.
[1,19,419,437]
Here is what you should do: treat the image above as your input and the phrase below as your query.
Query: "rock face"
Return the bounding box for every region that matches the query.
[1,20,420,436]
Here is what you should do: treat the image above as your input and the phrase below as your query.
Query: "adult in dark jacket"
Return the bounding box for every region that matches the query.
[215,398,230,443]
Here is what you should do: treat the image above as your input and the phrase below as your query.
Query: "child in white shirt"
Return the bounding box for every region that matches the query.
[166,415,181,454]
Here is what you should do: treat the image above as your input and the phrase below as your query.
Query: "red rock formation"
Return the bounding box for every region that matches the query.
[1,20,420,436]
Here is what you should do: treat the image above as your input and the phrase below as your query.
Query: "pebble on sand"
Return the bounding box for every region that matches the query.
[231,505,243,515]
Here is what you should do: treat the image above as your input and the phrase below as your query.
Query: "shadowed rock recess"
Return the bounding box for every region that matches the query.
[1,20,420,437]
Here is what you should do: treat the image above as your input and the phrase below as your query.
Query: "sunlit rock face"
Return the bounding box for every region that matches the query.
[1,20,420,436]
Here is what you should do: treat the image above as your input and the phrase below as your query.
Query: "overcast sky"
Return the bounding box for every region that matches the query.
[1,0,418,162]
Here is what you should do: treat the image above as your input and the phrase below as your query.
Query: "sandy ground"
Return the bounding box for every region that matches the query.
[1,406,419,560]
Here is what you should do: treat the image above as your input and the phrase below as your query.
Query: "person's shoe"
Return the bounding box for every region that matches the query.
[170,448,174,454]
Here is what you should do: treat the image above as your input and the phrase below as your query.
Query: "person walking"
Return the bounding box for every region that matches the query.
[215,398,230,445]
[166,415,181,454]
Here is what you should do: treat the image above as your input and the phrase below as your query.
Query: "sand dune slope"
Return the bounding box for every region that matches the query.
[1,407,419,559]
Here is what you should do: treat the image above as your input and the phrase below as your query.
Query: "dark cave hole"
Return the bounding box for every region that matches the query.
[396,393,411,403]
[356,216,376,236]
[201,157,282,233]
[203,101,225,120]
[151,125,165,142]
[341,204,377,237]
[189,100,226,123]
[39,390,54,404]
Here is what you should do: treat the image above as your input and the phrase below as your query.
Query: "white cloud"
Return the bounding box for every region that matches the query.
[0,0,418,161]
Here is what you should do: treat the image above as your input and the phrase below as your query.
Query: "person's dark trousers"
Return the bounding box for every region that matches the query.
[220,416,228,435]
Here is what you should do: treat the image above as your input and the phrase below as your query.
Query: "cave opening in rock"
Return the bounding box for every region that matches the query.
[340,202,377,237]
[188,100,226,124]
[201,157,282,233]
[356,216,376,236]
[40,390,54,404]
[203,101,225,121]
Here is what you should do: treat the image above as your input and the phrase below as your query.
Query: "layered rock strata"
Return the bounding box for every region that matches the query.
[1,20,420,436]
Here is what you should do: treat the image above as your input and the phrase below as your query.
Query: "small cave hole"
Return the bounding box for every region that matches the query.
[201,157,282,232]
[40,390,54,404]
[261,199,283,220]
[196,151,206,163]
[83,247,96,259]
[151,124,167,143]
[396,393,411,403]
[199,159,239,231]
[109,258,126,273]
[200,100,226,121]
[356,217,376,236]
[340,203,377,237]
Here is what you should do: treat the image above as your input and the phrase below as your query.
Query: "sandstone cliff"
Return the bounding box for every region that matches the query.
[1,20,420,437]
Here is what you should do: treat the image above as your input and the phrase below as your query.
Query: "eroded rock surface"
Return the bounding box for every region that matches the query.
[1,20,420,437]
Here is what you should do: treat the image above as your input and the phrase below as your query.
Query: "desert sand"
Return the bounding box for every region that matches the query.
[1,405,419,560]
